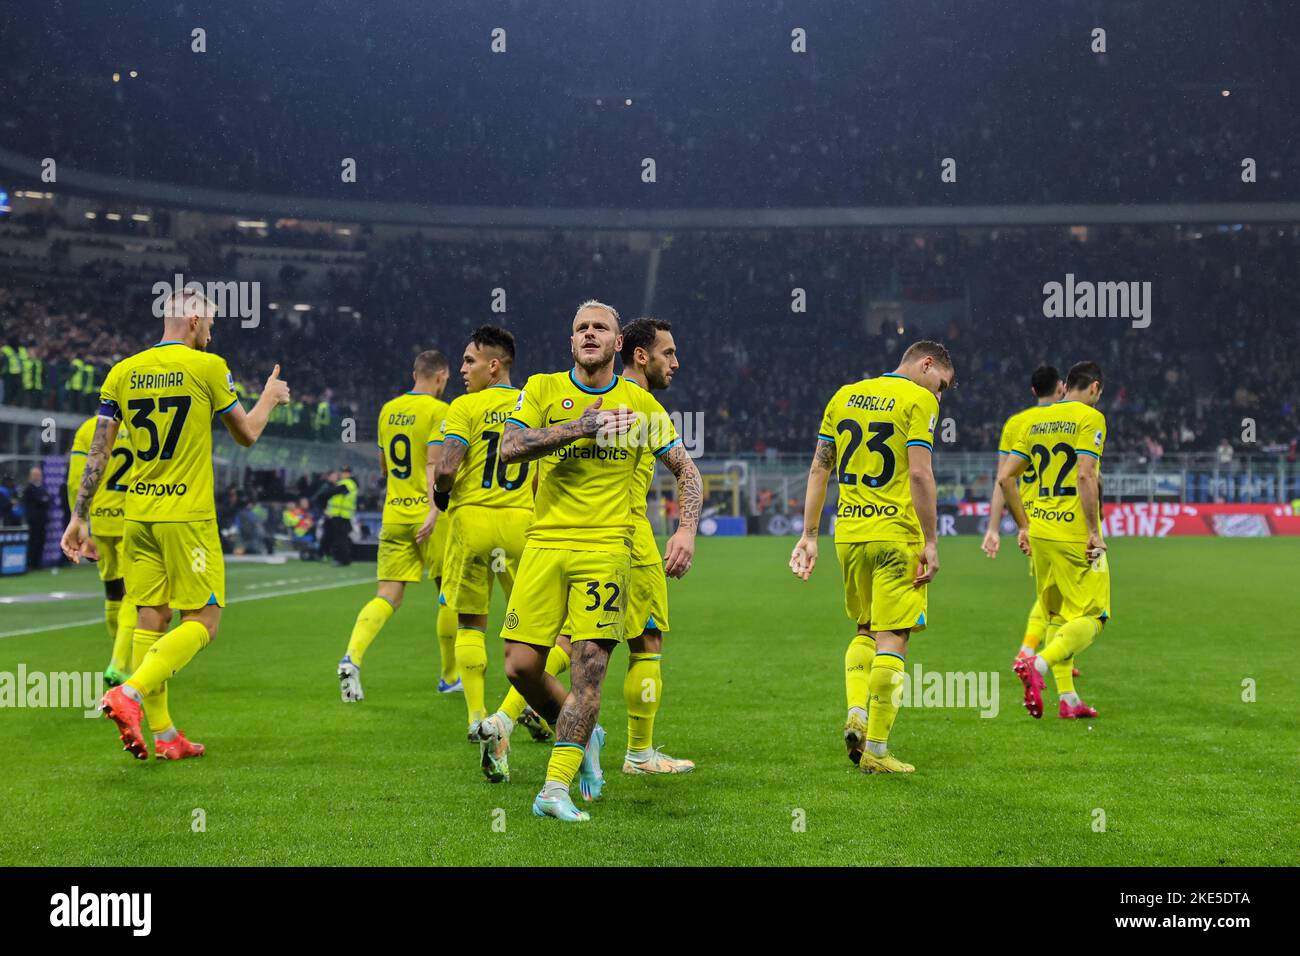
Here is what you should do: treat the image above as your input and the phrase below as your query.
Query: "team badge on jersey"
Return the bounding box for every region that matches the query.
[561,398,575,410]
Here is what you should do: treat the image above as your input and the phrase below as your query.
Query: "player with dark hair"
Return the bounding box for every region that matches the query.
[421,326,538,746]
[998,361,1109,720]
[612,317,695,775]
[982,365,1074,673]
[790,340,954,773]
[337,349,455,701]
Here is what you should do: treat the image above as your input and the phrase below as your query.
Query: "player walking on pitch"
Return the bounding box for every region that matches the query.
[61,288,290,759]
[790,341,954,773]
[420,327,535,742]
[982,365,1081,682]
[482,300,702,822]
[997,361,1109,720]
[337,350,453,701]
[66,414,138,687]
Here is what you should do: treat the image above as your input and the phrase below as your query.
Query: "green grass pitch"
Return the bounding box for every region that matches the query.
[0,536,1295,866]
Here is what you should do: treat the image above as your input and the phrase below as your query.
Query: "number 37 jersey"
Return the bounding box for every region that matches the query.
[1009,400,1106,543]
[817,373,940,545]
[440,385,534,512]
[99,342,240,523]
[377,392,448,524]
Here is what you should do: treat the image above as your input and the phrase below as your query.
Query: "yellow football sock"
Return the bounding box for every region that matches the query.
[109,602,137,673]
[105,599,121,641]
[127,620,209,697]
[131,628,172,734]
[345,597,394,666]
[865,653,906,745]
[625,653,662,752]
[437,599,458,683]
[455,626,487,725]
[1041,617,1099,668]
[1021,602,1046,654]
[500,644,569,721]
[545,742,586,787]
[845,634,876,711]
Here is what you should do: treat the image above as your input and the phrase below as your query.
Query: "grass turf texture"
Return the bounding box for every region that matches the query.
[0,537,1295,866]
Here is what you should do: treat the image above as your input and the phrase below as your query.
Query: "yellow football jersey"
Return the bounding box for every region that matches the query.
[817,372,940,545]
[507,369,678,552]
[441,384,535,511]
[67,416,134,537]
[377,391,448,524]
[626,379,661,567]
[1009,400,1107,543]
[998,406,1042,509]
[99,342,239,522]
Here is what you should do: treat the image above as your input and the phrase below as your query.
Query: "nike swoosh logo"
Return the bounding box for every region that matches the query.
[595,622,618,629]
[548,417,570,425]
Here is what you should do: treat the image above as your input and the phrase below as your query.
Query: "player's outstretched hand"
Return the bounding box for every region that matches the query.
[663,527,695,578]
[913,541,939,586]
[595,405,638,443]
[1017,528,1032,556]
[263,364,291,405]
[790,535,818,580]
[981,528,1000,558]
[60,516,99,565]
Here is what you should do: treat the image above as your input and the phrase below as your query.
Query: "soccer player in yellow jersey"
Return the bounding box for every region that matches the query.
[981,366,1073,669]
[998,361,1109,720]
[790,341,954,774]
[421,327,534,743]
[613,317,695,775]
[337,350,453,701]
[481,300,702,823]
[61,288,290,760]
[67,415,137,686]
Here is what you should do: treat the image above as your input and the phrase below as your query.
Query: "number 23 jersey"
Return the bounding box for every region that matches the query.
[377,391,448,524]
[99,342,240,522]
[817,373,939,545]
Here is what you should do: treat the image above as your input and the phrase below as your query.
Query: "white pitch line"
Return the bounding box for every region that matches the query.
[0,576,373,640]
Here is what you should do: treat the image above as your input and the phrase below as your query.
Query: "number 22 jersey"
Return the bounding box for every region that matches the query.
[817,373,940,545]
[99,342,239,522]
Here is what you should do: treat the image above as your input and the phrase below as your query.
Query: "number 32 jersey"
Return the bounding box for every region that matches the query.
[377,391,448,524]
[440,385,534,512]
[817,373,940,545]
[99,342,240,522]
[1009,400,1106,543]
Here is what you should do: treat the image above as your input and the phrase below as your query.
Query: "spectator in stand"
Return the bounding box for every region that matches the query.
[22,466,52,570]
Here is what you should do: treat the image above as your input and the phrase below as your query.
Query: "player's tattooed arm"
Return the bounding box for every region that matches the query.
[661,443,701,532]
[434,439,465,492]
[501,397,636,464]
[74,417,120,520]
[554,640,613,745]
[802,438,836,539]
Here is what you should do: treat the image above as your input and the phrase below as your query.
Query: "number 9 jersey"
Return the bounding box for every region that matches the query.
[377,391,448,524]
[98,342,240,522]
[817,373,940,545]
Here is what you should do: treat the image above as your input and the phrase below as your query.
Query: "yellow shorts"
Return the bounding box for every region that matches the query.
[125,519,225,610]
[377,522,441,583]
[441,505,531,616]
[625,561,670,635]
[94,534,129,583]
[502,545,631,647]
[836,540,928,633]
[1029,536,1111,623]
